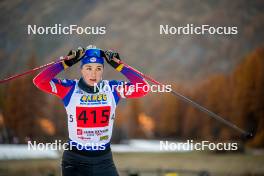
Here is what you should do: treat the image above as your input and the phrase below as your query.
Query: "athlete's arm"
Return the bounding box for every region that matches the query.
[115,64,149,98]
[33,61,74,99]
[105,51,149,99]
[33,48,85,99]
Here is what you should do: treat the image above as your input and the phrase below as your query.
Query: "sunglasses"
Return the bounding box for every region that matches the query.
[85,49,105,58]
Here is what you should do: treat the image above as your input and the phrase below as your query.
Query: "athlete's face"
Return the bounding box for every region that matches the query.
[81,63,104,86]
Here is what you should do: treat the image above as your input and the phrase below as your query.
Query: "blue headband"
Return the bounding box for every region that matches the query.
[81,48,104,67]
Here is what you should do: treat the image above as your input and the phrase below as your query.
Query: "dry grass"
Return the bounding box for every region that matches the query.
[0,151,263,176]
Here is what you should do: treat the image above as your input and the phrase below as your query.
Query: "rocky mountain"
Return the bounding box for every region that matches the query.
[0,0,263,85]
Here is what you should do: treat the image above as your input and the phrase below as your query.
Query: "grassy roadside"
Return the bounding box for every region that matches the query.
[114,152,264,176]
[0,152,263,176]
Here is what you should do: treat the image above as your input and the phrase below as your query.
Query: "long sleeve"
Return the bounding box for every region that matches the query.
[33,62,75,99]
[109,64,149,100]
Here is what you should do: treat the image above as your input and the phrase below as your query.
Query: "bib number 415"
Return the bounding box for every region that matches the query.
[76,106,111,128]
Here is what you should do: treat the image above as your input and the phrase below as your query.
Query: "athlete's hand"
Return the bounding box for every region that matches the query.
[104,50,121,69]
[63,47,85,67]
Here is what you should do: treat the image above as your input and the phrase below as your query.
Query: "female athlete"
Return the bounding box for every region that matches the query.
[33,46,149,176]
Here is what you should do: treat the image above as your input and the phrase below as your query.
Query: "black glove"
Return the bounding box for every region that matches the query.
[63,47,85,67]
[104,50,121,69]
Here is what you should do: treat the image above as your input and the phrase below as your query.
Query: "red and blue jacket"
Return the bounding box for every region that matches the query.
[33,60,149,151]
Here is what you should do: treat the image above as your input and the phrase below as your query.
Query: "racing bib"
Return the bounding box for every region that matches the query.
[65,80,117,148]
[76,106,111,128]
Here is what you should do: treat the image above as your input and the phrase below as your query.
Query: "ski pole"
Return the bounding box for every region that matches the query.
[118,60,254,139]
[0,55,74,84]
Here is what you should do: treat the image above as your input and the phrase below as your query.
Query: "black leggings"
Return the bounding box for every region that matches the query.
[61,150,119,176]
